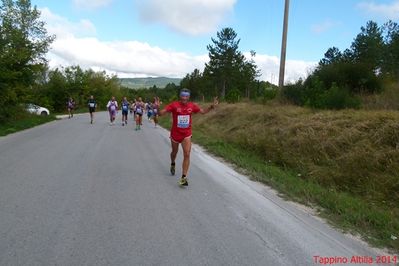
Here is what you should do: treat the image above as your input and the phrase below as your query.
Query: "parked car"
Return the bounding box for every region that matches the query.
[26,104,50,116]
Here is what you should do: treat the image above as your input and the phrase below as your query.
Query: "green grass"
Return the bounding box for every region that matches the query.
[54,107,91,116]
[159,105,399,253]
[0,114,56,137]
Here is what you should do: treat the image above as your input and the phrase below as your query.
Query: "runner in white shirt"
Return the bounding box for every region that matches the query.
[106,96,118,125]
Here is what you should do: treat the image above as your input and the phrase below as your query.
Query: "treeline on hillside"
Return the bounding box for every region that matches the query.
[283,20,399,109]
[17,65,180,113]
[33,66,120,112]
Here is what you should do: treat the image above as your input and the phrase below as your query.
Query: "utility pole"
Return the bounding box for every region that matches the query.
[278,0,290,89]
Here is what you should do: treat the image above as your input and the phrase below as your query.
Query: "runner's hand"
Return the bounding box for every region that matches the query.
[213,97,219,107]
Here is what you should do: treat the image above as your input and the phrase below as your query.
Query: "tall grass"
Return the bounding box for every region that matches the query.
[0,113,56,136]
[160,102,399,252]
[361,82,399,110]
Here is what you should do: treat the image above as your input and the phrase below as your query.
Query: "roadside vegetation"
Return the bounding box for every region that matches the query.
[0,112,56,136]
[159,103,399,252]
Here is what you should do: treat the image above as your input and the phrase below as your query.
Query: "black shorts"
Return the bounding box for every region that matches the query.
[122,110,128,116]
[89,108,95,113]
[136,113,143,117]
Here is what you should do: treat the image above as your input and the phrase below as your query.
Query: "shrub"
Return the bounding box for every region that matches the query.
[321,84,361,110]
[225,88,241,103]
[314,62,383,94]
[262,87,278,102]
[282,81,305,105]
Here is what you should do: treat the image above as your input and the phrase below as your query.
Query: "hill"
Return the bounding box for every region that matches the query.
[119,77,181,89]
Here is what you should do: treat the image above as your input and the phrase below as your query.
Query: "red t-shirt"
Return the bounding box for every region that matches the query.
[165,101,201,139]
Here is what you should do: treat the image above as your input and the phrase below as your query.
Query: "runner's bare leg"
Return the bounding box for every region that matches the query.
[170,140,179,164]
[181,137,192,176]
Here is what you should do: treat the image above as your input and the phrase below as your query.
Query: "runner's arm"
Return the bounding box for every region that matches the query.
[199,97,218,114]
[157,98,170,116]
[158,108,169,116]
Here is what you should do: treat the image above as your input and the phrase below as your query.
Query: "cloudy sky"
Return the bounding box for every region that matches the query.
[32,0,399,84]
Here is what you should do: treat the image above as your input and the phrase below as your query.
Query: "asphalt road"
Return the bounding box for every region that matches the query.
[0,112,385,266]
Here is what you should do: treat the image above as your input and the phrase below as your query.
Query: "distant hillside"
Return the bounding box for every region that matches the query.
[119,77,181,89]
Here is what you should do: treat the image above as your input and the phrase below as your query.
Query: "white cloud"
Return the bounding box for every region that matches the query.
[41,8,313,83]
[135,0,236,35]
[250,53,316,84]
[48,37,207,78]
[40,7,96,38]
[358,0,399,20]
[73,0,113,10]
[311,19,341,34]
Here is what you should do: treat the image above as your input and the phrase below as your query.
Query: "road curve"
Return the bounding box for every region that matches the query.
[0,112,385,266]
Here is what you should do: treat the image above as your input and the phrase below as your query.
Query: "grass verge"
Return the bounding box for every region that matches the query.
[0,114,56,137]
[159,103,399,253]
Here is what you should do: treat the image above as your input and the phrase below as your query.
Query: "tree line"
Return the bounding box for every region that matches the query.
[2,0,398,125]
[283,20,399,109]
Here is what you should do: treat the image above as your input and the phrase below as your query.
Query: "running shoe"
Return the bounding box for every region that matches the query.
[179,177,188,186]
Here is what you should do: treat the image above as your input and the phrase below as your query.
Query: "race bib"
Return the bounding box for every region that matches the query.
[122,105,128,111]
[89,103,95,108]
[110,105,116,111]
[136,108,142,114]
[177,115,190,128]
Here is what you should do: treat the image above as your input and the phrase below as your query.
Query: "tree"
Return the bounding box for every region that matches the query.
[319,47,342,66]
[350,21,384,73]
[240,50,260,98]
[180,68,208,100]
[205,28,245,98]
[0,0,54,121]
[382,20,399,78]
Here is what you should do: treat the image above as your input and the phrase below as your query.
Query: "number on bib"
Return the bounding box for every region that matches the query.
[177,115,190,128]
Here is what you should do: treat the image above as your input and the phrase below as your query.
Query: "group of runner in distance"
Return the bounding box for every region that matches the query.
[77,89,218,187]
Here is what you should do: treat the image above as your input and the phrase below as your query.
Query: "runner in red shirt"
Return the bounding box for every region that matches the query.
[158,88,218,186]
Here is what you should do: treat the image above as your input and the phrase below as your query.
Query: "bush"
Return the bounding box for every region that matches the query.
[283,78,361,110]
[303,77,327,108]
[225,88,241,103]
[321,84,361,109]
[282,81,305,105]
[313,62,383,94]
[262,87,278,102]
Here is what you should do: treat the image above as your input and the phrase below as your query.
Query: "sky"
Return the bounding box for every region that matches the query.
[31,0,399,84]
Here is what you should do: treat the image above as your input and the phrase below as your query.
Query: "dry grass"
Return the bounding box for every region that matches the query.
[194,102,399,207]
[362,82,399,110]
